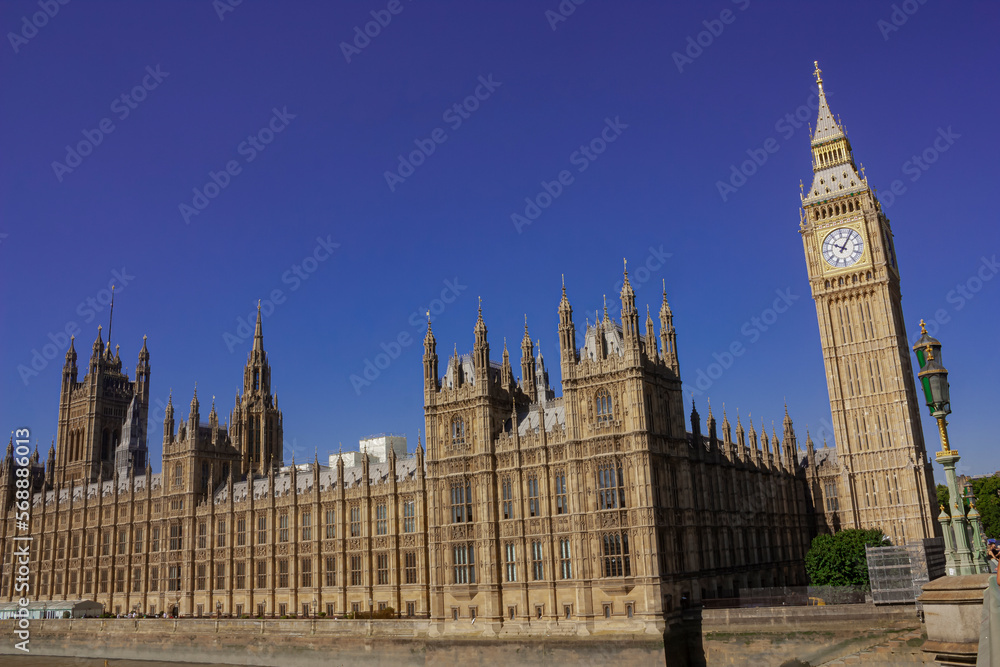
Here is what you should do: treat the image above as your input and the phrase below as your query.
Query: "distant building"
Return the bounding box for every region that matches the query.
[328,451,366,468]
[360,435,407,463]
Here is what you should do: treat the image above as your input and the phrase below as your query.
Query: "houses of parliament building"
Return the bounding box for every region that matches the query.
[0,64,938,632]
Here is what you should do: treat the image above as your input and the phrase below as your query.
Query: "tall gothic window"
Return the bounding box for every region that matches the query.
[301,511,311,540]
[531,541,544,581]
[450,480,473,523]
[527,476,540,517]
[559,539,572,579]
[350,505,361,537]
[350,555,362,586]
[596,389,613,423]
[554,471,567,514]
[451,416,466,447]
[169,524,182,551]
[597,459,626,510]
[404,552,417,584]
[601,532,631,577]
[453,544,475,584]
[278,513,289,542]
[403,500,415,533]
[376,553,389,585]
[375,504,388,535]
[501,478,513,520]
[504,543,517,582]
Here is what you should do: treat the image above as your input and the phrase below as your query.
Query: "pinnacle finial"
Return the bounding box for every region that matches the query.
[602,295,607,319]
[623,257,628,276]
[813,60,823,88]
[920,319,927,334]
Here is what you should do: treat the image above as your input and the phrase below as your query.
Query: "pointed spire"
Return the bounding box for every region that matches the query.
[620,257,635,307]
[559,275,572,316]
[65,335,77,366]
[811,60,844,145]
[189,383,200,423]
[474,296,486,334]
[500,337,513,390]
[253,300,264,352]
[92,325,104,359]
[690,397,701,446]
[107,284,116,350]
[520,318,537,402]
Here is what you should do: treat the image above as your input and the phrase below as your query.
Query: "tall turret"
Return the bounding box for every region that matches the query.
[659,281,679,376]
[423,314,439,396]
[520,318,536,403]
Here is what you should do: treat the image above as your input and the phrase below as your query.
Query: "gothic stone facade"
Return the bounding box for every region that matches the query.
[0,277,813,631]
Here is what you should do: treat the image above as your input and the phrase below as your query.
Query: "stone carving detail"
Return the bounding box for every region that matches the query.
[374,536,388,550]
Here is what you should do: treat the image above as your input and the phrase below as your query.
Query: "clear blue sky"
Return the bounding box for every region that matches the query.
[1,1,997,476]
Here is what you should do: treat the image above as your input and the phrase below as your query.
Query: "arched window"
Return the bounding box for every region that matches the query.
[253,371,260,391]
[101,428,111,460]
[451,416,466,447]
[600,532,631,577]
[596,459,625,510]
[596,389,613,423]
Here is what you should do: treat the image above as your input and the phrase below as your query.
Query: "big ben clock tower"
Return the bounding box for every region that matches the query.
[799,62,937,544]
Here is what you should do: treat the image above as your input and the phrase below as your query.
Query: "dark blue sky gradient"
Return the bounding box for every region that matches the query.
[1,1,997,475]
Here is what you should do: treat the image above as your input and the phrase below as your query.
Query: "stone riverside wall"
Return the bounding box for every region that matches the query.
[0,618,672,666]
[693,604,926,666]
[0,605,924,666]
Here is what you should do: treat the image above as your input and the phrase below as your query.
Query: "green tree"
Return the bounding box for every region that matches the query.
[971,474,1000,539]
[937,484,949,511]
[804,528,889,588]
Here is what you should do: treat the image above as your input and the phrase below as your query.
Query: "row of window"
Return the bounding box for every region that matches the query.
[462,462,624,525]
[503,539,574,582]
[27,552,423,596]
[39,503,420,557]
[26,533,633,596]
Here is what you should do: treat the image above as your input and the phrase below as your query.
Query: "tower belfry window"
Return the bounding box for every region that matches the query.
[596,389,613,423]
[253,371,259,391]
[451,417,466,447]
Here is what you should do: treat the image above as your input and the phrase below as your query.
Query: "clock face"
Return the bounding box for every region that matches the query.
[822,228,864,268]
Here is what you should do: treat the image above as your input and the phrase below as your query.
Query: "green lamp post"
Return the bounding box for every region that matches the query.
[912,322,988,575]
